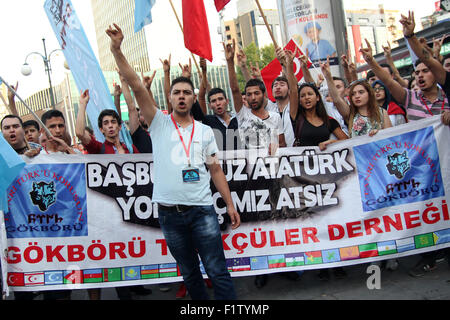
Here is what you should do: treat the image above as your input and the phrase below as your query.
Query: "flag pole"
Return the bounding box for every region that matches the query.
[0,76,52,137]
[168,0,201,74]
[254,0,278,48]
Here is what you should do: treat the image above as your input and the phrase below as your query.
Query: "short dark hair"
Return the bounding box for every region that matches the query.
[442,53,450,65]
[366,70,375,80]
[1,115,23,129]
[271,76,289,89]
[23,120,40,131]
[207,88,227,102]
[98,109,122,129]
[170,77,195,92]
[41,110,65,125]
[245,78,266,94]
[379,63,393,74]
[414,59,425,68]
[332,76,347,87]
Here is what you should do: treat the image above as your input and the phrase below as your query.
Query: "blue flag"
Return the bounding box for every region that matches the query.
[0,135,25,211]
[44,0,134,153]
[134,0,156,33]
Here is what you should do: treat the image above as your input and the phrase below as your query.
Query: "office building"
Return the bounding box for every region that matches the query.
[91,0,151,72]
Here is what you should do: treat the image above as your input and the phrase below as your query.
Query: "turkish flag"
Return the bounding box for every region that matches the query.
[7,272,24,286]
[214,0,231,11]
[261,40,311,101]
[182,0,213,62]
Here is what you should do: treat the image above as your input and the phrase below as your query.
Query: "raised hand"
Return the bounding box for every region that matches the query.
[179,59,192,79]
[236,46,247,67]
[320,56,332,79]
[106,23,124,51]
[160,54,171,73]
[382,41,392,57]
[142,70,157,91]
[223,39,236,62]
[275,46,286,66]
[400,11,415,37]
[7,82,18,100]
[359,39,374,63]
[79,89,90,107]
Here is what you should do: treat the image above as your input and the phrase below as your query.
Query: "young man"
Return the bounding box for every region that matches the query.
[360,39,449,124]
[194,87,240,151]
[400,11,450,118]
[40,110,78,155]
[75,91,149,300]
[75,93,139,155]
[107,24,240,300]
[1,115,41,156]
[23,120,40,144]
[226,40,286,153]
[267,76,296,147]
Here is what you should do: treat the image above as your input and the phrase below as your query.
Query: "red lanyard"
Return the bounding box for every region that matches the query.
[171,114,195,166]
[420,90,446,116]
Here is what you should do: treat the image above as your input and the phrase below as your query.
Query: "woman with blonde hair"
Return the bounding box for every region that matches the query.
[321,58,392,137]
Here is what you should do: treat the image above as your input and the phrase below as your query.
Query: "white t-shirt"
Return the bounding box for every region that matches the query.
[149,110,219,206]
[236,106,283,149]
[267,100,295,147]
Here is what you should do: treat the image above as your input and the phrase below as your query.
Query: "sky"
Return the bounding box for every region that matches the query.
[0,0,436,101]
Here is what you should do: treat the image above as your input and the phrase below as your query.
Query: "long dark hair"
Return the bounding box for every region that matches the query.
[297,82,330,127]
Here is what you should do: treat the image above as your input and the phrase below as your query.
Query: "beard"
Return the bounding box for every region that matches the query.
[274,93,288,101]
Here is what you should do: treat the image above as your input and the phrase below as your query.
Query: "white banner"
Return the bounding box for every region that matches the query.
[2,117,450,292]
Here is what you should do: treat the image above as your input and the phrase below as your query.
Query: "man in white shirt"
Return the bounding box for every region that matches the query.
[107,24,240,300]
[266,76,296,147]
[225,40,286,153]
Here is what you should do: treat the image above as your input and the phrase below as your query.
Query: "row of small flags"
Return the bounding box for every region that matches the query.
[7,230,450,287]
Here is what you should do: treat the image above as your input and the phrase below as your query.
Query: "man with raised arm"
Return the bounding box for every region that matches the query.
[226,39,286,153]
[106,24,240,300]
[399,11,450,125]
[360,35,449,125]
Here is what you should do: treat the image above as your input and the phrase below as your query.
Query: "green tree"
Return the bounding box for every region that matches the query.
[236,42,276,91]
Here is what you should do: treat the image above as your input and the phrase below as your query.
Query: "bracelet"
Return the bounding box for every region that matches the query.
[405,33,415,39]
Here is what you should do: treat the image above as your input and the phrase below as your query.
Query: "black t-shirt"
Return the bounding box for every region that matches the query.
[191,101,241,150]
[131,125,153,154]
[297,117,340,147]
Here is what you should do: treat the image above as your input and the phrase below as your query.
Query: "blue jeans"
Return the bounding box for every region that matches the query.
[158,205,236,300]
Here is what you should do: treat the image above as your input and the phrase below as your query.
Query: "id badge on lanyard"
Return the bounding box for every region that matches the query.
[171,114,200,183]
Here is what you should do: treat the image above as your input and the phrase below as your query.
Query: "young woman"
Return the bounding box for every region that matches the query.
[321,59,392,137]
[372,80,407,127]
[277,48,348,150]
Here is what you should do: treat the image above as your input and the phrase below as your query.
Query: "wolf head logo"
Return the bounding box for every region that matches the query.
[29,181,57,211]
[386,151,411,180]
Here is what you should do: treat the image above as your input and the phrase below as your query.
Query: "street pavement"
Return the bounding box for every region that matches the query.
[7,254,448,301]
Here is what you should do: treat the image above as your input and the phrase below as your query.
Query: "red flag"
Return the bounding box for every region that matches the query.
[261,40,311,101]
[182,0,213,62]
[214,0,231,11]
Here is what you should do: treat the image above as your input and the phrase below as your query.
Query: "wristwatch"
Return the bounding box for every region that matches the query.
[405,33,415,39]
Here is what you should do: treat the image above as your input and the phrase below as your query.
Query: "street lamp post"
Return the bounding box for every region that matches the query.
[21,38,63,109]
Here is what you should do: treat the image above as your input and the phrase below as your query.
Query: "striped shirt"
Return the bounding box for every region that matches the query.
[403,87,449,121]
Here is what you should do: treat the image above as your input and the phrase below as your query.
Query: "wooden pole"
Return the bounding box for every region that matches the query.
[254,0,278,48]
[168,0,201,74]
